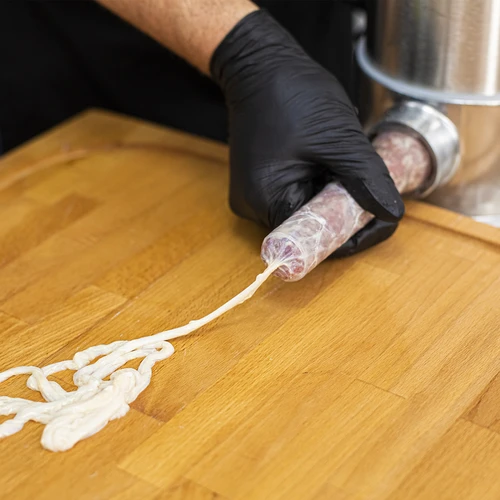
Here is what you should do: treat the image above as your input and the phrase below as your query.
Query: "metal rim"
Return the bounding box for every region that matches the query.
[356,38,500,106]
[368,101,462,197]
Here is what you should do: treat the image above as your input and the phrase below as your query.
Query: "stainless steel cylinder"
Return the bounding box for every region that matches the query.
[357,0,500,226]
[366,0,500,100]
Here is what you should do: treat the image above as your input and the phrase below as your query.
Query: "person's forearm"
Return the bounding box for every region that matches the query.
[95,0,258,74]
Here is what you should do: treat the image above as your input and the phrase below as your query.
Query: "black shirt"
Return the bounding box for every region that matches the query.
[0,1,356,153]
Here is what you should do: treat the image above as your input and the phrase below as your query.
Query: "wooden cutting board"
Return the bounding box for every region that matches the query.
[0,110,499,500]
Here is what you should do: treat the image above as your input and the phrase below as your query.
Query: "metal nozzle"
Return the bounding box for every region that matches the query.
[368,101,461,197]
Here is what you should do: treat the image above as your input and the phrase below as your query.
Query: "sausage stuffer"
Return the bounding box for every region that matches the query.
[356,0,500,227]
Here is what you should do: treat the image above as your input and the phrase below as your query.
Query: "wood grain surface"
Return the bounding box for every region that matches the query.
[0,110,499,500]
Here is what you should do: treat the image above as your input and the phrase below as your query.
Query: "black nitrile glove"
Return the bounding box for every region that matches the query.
[210,10,404,257]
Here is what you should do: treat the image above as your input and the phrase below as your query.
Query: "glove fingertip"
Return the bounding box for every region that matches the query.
[345,176,405,222]
[330,219,399,259]
[330,237,357,259]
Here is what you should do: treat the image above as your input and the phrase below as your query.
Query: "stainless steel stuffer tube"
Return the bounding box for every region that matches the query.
[357,0,500,226]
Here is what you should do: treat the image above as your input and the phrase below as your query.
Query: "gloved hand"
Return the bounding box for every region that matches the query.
[210,9,404,257]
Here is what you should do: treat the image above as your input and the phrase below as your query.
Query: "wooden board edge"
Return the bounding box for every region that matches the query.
[405,200,500,248]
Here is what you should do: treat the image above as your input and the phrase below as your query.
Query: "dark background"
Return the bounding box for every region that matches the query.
[0,0,361,153]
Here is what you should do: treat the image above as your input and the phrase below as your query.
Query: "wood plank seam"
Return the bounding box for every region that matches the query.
[0,181,212,322]
[354,378,407,400]
[458,416,500,434]
[157,477,228,499]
